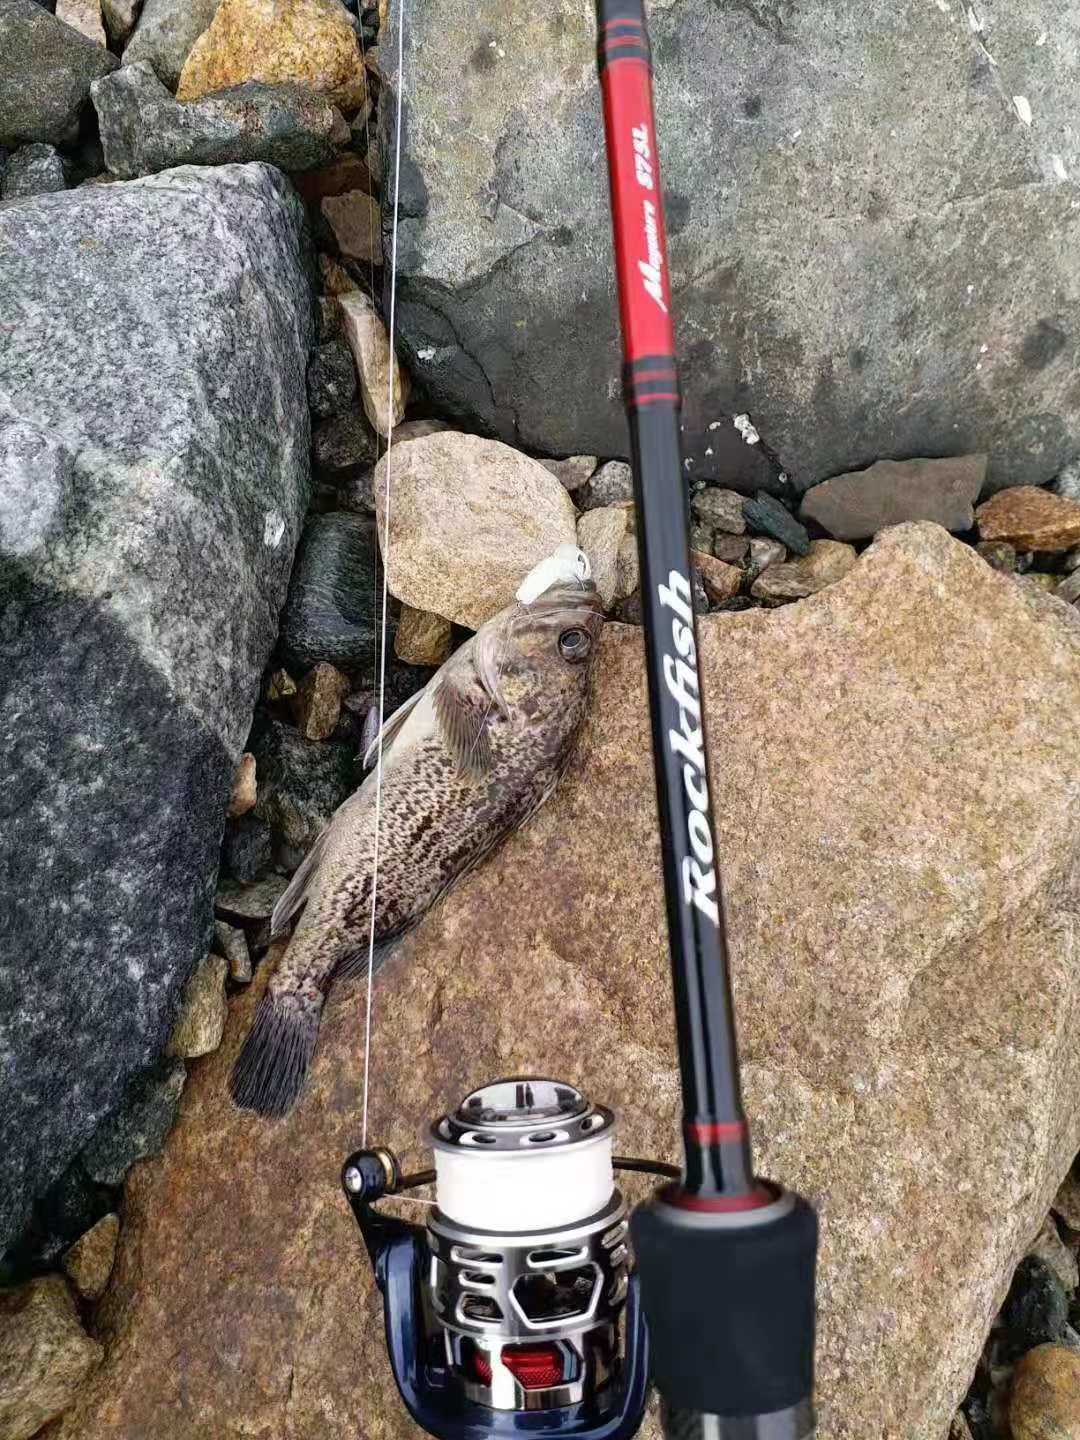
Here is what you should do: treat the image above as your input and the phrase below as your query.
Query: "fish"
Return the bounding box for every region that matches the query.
[229,553,605,1117]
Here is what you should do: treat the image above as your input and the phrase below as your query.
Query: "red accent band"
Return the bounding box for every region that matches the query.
[631,392,679,405]
[603,36,648,50]
[629,367,676,382]
[601,15,643,28]
[661,1182,776,1214]
[684,1120,748,1144]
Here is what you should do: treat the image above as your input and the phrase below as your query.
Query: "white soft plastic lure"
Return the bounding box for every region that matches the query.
[516,544,591,605]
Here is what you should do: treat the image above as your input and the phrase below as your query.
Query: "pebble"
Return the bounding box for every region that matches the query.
[338,289,408,438]
[743,491,811,555]
[976,540,1018,573]
[1056,571,1080,606]
[292,660,350,740]
[578,459,633,511]
[1001,1256,1069,1362]
[0,142,66,199]
[614,532,639,603]
[0,1274,102,1439]
[539,454,597,492]
[1,0,118,149]
[267,668,297,702]
[321,189,381,265]
[612,591,643,625]
[167,952,228,1059]
[748,536,786,579]
[307,338,357,419]
[214,918,252,983]
[1010,1344,1080,1439]
[250,716,356,855]
[312,408,379,479]
[122,0,220,90]
[279,511,379,674]
[976,486,1080,553]
[214,873,289,924]
[101,0,140,46]
[692,550,742,605]
[1029,1214,1080,1295]
[394,605,452,666]
[221,813,273,882]
[799,454,986,540]
[751,539,857,606]
[1053,462,1080,503]
[692,486,746,535]
[578,505,628,608]
[227,751,257,817]
[62,1212,120,1301]
[712,534,750,564]
[690,522,714,554]
[319,251,356,295]
[55,0,107,47]
[80,1059,186,1187]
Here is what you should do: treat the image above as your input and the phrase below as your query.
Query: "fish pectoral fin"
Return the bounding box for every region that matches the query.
[270,828,332,937]
[362,685,427,770]
[433,672,494,776]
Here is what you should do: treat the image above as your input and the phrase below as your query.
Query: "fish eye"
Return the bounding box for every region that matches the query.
[558,626,591,662]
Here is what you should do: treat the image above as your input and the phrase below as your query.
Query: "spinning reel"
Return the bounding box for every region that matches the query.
[342,1078,678,1439]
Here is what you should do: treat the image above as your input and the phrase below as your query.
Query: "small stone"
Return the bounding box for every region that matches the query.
[1025,572,1061,593]
[317,294,341,339]
[393,419,448,444]
[1001,1256,1069,1362]
[337,466,375,515]
[338,290,408,438]
[747,536,786,578]
[577,505,628,608]
[0,143,66,200]
[122,0,220,90]
[227,751,257,817]
[949,1413,974,1440]
[267,667,297,702]
[751,539,858,606]
[80,1060,186,1187]
[214,873,289,923]
[279,511,379,674]
[292,151,372,205]
[168,952,227,1059]
[1056,1172,1080,1231]
[539,454,597,492]
[611,590,642,625]
[101,0,141,46]
[307,338,357,419]
[800,455,987,540]
[578,460,633,511]
[692,550,742,605]
[690,522,714,554]
[0,1274,102,1440]
[177,0,366,114]
[213,918,251,983]
[250,717,355,854]
[0,0,118,149]
[614,532,639,603]
[1029,1215,1080,1295]
[743,491,811,555]
[1057,571,1080,606]
[319,250,355,295]
[321,189,381,265]
[1010,1344,1080,1440]
[692,486,747,535]
[712,534,750,564]
[312,408,379,479]
[1053,462,1080,503]
[292,661,350,740]
[55,0,106,47]
[62,1213,120,1301]
[394,605,452,666]
[977,540,1018,573]
[977,486,1080,553]
[221,812,272,882]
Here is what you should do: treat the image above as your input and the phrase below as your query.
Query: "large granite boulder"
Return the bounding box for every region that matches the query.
[386,0,1080,494]
[55,526,1080,1440]
[0,0,118,147]
[0,163,315,1249]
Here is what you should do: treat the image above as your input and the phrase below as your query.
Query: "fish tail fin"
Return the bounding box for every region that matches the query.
[228,989,323,1118]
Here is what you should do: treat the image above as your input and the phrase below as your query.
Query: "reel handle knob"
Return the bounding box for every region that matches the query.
[341,1147,400,1206]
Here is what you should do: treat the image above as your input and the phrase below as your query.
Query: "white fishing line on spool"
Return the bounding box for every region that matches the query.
[433,1129,615,1232]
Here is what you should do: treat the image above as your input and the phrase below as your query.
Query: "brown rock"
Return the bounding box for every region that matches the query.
[167,952,228,1059]
[800,455,987,540]
[691,487,746,535]
[691,550,742,604]
[292,661,350,740]
[977,486,1080,552]
[712,534,750,565]
[292,152,372,204]
[214,919,251,984]
[1054,1171,1080,1231]
[318,251,356,296]
[52,526,1080,1440]
[751,538,857,606]
[0,1275,101,1440]
[977,540,1018,573]
[321,190,381,266]
[266,667,296,701]
[1010,1344,1080,1439]
[56,0,106,47]
[226,751,256,817]
[614,532,639,603]
[337,289,408,437]
[63,1214,120,1302]
[539,454,598,492]
[748,536,786,578]
[393,605,451,667]
[177,0,365,112]
[577,505,628,608]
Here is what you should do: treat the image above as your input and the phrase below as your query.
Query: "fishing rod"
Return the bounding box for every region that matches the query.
[340,0,817,1435]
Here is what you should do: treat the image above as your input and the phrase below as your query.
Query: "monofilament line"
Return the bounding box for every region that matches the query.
[361,0,406,1148]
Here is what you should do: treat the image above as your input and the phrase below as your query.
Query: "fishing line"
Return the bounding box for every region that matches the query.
[361,0,406,1148]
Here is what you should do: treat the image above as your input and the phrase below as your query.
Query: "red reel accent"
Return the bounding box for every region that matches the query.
[501,1342,565,1390]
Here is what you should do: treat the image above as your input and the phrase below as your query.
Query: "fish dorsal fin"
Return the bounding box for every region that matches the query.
[362,685,427,770]
[433,671,494,776]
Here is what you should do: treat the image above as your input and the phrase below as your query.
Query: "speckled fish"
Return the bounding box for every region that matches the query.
[229,554,604,1117]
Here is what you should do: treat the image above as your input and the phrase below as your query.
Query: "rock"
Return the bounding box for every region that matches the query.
[167,953,228,1059]
[977,487,1080,553]
[1066,549,1080,575]
[62,1213,120,1302]
[692,550,743,605]
[101,0,140,45]
[220,813,272,882]
[53,525,1080,1440]
[1029,1215,1079,1296]
[751,539,857,606]
[337,290,408,437]
[267,668,297,702]
[249,717,356,856]
[0,142,66,199]
[318,250,354,295]
[55,0,106,47]
[393,605,451,667]
[0,0,117,147]
[292,661,350,741]
[977,540,1018,574]
[577,505,628,608]
[743,492,811,555]
[747,536,786,579]
[614,532,639,603]
[122,0,219,90]
[93,64,343,178]
[712,534,750,565]
[1055,464,1080,504]
[388,0,1080,495]
[1002,1257,1070,1363]
[215,873,289,924]
[690,522,714,554]
[292,151,372,204]
[1055,1173,1080,1232]
[337,466,375,515]
[227,751,257,818]
[0,1275,101,1440]
[316,295,340,339]
[214,919,251,983]
[692,487,747,535]
[177,0,365,113]
[1024,573,1061,595]
[0,164,313,1248]
[949,1414,974,1440]
[279,512,378,675]
[578,459,633,511]
[311,408,379,480]
[80,1060,186,1187]
[1010,1345,1080,1440]
[539,454,597,492]
[321,189,381,264]
[1058,572,1080,607]
[801,455,987,540]
[373,430,578,628]
[307,338,357,419]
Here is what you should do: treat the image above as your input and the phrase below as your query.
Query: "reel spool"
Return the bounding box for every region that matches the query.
[343,1077,675,1440]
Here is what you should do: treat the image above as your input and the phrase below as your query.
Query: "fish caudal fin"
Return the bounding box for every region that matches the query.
[228,991,323,1118]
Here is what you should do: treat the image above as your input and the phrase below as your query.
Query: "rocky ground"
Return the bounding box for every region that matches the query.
[1,1,1080,1439]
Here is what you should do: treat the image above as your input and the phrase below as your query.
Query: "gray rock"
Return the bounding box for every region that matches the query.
[250,715,357,856]
[800,455,987,540]
[122,0,220,91]
[743,492,811,555]
[712,534,750,564]
[80,1060,186,1187]
[311,408,379,478]
[213,919,251,983]
[539,454,597,492]
[0,0,118,147]
[578,459,633,511]
[214,874,289,925]
[691,487,746,535]
[1054,461,1080,503]
[0,143,66,200]
[93,63,343,179]
[101,0,140,45]
[278,512,380,678]
[221,813,273,883]
[389,0,1080,493]
[0,164,314,1248]
[307,337,358,419]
